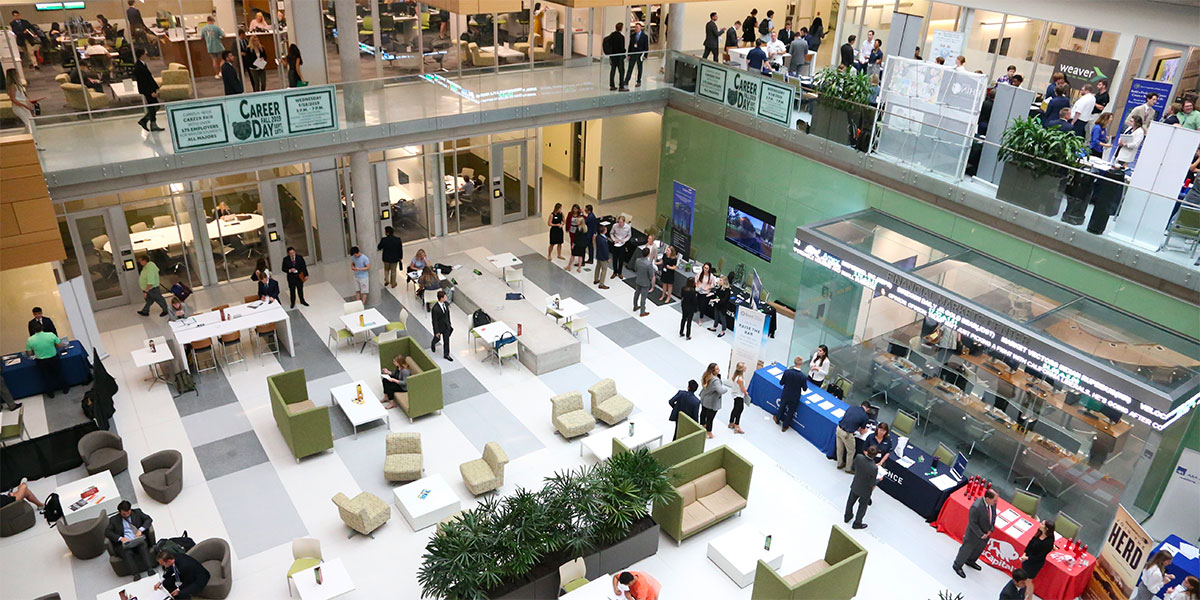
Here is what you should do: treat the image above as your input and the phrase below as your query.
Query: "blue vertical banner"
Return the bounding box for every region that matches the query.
[670,181,696,258]
[1118,78,1173,130]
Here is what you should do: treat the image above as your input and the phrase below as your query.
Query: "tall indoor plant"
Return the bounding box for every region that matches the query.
[996,116,1086,216]
[809,66,874,145]
[418,449,672,600]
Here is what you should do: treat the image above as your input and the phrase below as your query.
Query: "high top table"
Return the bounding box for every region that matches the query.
[169,300,295,369]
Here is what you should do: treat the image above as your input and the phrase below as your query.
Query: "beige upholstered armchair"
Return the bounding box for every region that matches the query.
[384,432,422,482]
[551,391,595,438]
[588,379,634,425]
[460,442,508,496]
[332,492,391,538]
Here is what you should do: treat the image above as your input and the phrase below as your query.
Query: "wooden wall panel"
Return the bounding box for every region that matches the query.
[0,134,65,271]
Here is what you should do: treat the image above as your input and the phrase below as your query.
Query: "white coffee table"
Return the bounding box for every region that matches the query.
[131,337,173,389]
[329,381,388,438]
[291,558,355,600]
[96,574,170,600]
[111,80,144,105]
[57,470,120,526]
[341,308,388,351]
[707,525,785,587]
[393,474,461,531]
[580,420,662,461]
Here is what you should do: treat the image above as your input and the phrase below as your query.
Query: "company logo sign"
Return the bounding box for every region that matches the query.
[1056,50,1120,89]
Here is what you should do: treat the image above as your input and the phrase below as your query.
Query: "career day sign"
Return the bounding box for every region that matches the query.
[697,63,794,127]
[167,86,339,153]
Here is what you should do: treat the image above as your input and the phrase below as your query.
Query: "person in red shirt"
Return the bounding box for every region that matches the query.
[613,571,661,600]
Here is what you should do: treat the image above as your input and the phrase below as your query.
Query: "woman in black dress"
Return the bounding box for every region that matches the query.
[568,217,588,272]
[1020,520,1056,578]
[741,9,758,45]
[546,202,565,260]
[679,277,698,339]
[657,246,678,303]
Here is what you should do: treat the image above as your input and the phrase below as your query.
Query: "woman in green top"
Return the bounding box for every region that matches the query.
[26,321,69,398]
[201,15,226,78]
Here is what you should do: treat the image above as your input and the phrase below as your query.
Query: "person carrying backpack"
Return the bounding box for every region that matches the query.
[741,9,757,46]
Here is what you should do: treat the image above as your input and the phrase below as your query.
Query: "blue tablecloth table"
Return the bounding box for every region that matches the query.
[1143,535,1200,598]
[749,363,847,455]
[1,341,92,399]
[877,433,965,521]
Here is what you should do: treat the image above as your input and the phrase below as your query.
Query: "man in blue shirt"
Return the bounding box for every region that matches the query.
[667,380,701,439]
[775,356,809,432]
[746,40,770,74]
[836,400,873,473]
[350,246,371,305]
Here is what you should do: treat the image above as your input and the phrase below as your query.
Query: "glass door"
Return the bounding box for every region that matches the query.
[276,178,313,262]
[495,140,529,223]
[201,184,267,283]
[65,210,128,310]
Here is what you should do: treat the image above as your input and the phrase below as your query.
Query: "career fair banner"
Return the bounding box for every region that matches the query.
[730,305,766,375]
[669,181,696,258]
[1055,50,1120,91]
[697,62,794,127]
[1083,504,1154,600]
[167,86,339,153]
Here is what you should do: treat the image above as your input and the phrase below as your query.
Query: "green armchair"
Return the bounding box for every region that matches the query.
[379,336,442,421]
[652,445,752,543]
[750,525,867,600]
[268,369,333,461]
[614,413,706,469]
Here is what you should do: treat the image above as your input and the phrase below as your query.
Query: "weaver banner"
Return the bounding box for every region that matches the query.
[1083,504,1154,600]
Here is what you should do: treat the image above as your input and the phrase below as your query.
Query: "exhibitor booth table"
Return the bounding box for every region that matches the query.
[1142,535,1200,598]
[1,340,92,399]
[934,487,1096,599]
[748,363,844,454]
[877,433,966,521]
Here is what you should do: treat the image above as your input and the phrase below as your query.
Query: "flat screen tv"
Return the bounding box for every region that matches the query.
[724,196,776,262]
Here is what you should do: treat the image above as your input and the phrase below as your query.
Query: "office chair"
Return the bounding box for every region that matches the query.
[1010,489,1040,519]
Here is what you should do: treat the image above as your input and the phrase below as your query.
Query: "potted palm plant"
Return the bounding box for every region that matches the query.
[418,449,672,600]
[997,116,1086,216]
[809,67,874,146]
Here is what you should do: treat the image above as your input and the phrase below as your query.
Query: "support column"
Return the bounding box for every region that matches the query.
[287,0,328,85]
[214,0,236,32]
[335,0,366,124]
[666,4,684,52]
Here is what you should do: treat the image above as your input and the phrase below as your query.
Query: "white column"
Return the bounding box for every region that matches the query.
[350,151,381,304]
[666,3,684,52]
[287,0,328,85]
[214,0,236,32]
[335,0,365,124]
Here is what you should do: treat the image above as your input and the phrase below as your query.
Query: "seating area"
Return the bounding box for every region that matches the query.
[550,391,596,439]
[332,491,392,538]
[615,413,706,469]
[384,432,423,482]
[587,378,634,425]
[459,441,508,496]
[750,525,868,600]
[653,445,753,543]
[378,336,443,421]
[267,369,334,461]
[78,430,128,475]
[137,449,183,504]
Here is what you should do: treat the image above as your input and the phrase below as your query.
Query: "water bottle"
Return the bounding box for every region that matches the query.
[629,422,635,437]
[764,534,772,551]
[359,314,365,326]
[315,566,323,585]
[356,384,362,400]
[149,339,156,353]
[517,323,522,336]
[219,307,226,321]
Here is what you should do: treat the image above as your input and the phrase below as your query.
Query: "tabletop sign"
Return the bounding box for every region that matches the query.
[697,62,794,127]
[167,86,338,153]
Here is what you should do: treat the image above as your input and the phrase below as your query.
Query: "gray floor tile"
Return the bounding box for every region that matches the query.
[626,338,707,388]
[517,252,603,304]
[193,430,269,481]
[208,462,309,558]
[174,369,239,418]
[443,393,544,460]
[180,402,254,448]
[596,317,659,347]
[42,386,90,432]
[279,311,346,380]
[583,298,636,328]
[537,363,599,398]
[441,368,488,405]
[333,429,394,502]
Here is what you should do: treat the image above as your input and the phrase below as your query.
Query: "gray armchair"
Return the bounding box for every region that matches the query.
[78,431,128,475]
[59,512,108,559]
[0,497,36,536]
[188,538,233,599]
[139,449,184,503]
[105,524,156,576]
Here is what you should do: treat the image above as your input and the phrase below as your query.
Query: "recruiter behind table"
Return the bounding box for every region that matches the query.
[26,322,69,399]
[28,307,57,336]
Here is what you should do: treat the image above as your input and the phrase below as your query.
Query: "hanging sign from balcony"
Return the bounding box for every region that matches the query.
[697,62,794,127]
[166,86,339,153]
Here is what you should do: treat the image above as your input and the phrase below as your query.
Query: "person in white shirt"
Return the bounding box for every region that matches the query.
[765,31,786,61]
[857,29,875,70]
[609,215,633,279]
[954,55,967,71]
[808,344,831,387]
[1134,550,1175,600]
[1116,115,1145,166]
[1071,84,1097,127]
[1164,575,1199,600]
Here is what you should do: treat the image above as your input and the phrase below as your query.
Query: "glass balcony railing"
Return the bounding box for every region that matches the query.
[667,51,1200,273]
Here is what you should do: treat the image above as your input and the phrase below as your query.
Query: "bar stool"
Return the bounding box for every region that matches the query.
[244,294,259,304]
[218,331,245,370]
[189,338,218,374]
[255,323,279,356]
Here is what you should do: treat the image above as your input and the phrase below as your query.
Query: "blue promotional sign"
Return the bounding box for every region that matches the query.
[1119,78,1173,129]
[670,181,696,258]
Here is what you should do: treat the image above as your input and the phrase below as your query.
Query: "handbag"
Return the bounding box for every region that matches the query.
[298,272,308,283]
[297,80,309,87]
[494,332,517,351]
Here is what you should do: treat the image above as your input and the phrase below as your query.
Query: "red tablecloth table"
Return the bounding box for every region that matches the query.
[933,488,1097,600]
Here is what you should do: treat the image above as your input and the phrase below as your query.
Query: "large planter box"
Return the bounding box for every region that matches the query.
[809,101,852,144]
[997,164,1062,216]
[492,520,660,599]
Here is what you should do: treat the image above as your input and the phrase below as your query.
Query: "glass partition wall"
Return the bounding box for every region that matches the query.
[789,210,1199,548]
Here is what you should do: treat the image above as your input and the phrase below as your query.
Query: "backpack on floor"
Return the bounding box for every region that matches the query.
[472,309,493,328]
[155,531,196,555]
[173,370,196,396]
[43,493,63,524]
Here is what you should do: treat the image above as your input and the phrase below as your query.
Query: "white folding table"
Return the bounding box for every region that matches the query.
[486,252,523,277]
[57,470,121,526]
[471,321,516,360]
[131,337,173,388]
[546,296,589,324]
[340,308,388,351]
[580,420,662,461]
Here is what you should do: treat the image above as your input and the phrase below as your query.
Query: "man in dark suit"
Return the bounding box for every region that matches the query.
[778,23,795,46]
[603,23,627,92]
[583,204,600,264]
[775,355,808,432]
[702,12,720,61]
[133,48,164,132]
[632,247,654,317]
[667,380,701,438]
[724,21,740,62]
[844,447,878,529]
[220,50,243,95]
[953,489,998,578]
[281,246,309,308]
[126,0,149,49]
[430,290,453,361]
[155,549,211,599]
[840,35,856,70]
[624,23,648,88]
[106,501,156,580]
[28,307,57,336]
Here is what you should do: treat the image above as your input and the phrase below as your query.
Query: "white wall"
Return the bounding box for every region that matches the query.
[542,123,573,178]
[595,112,663,201]
[1,263,72,355]
[948,0,1197,48]
[671,0,791,52]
